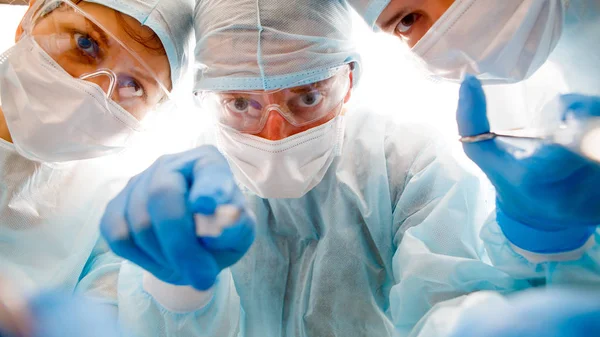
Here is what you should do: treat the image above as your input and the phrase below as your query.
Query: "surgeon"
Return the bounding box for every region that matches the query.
[350,0,600,333]
[99,0,600,336]
[347,0,600,258]
[0,0,194,309]
[350,0,599,91]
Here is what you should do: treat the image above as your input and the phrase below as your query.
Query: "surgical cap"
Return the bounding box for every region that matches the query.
[346,0,390,29]
[85,0,195,88]
[194,0,362,91]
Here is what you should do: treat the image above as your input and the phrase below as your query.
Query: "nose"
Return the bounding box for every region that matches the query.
[255,109,297,141]
[79,70,118,98]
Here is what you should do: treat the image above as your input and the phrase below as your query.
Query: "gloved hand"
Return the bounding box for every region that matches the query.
[448,288,600,337]
[0,290,120,337]
[100,145,256,290]
[457,75,600,254]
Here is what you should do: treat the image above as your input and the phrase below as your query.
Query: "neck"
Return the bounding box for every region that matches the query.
[0,106,12,143]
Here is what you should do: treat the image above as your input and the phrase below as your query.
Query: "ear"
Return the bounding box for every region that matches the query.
[343,70,353,104]
[15,0,38,42]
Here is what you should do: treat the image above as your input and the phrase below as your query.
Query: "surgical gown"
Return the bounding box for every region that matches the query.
[83,107,600,337]
[0,137,128,294]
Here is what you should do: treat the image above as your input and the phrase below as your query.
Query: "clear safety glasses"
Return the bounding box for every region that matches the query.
[197,67,351,134]
[19,0,171,118]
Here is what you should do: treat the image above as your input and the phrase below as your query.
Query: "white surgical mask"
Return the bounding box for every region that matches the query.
[216,115,346,199]
[0,36,144,163]
[412,0,567,84]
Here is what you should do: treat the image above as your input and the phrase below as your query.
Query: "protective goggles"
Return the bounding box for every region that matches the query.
[197,66,351,134]
[20,0,171,117]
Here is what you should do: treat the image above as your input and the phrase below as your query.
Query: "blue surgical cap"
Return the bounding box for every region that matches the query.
[193,0,362,92]
[86,0,195,88]
[346,0,390,29]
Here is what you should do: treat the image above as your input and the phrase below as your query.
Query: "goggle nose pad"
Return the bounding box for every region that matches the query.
[79,69,118,98]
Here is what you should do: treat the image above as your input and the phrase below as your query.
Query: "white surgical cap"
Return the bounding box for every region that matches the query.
[194,0,362,91]
[86,0,195,88]
[346,0,390,29]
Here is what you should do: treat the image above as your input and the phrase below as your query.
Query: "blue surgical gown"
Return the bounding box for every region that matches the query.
[79,107,600,337]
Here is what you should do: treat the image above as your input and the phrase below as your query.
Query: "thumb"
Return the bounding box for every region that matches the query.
[189,145,236,215]
[457,75,514,173]
[457,75,490,136]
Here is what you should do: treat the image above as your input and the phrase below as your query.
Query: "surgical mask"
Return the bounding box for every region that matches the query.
[216,115,346,199]
[0,36,144,162]
[412,0,567,84]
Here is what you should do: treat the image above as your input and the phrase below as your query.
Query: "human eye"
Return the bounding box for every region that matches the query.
[73,32,101,61]
[395,12,422,35]
[295,90,324,108]
[224,97,251,115]
[117,76,146,101]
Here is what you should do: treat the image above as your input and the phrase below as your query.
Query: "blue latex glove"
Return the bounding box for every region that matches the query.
[448,288,600,337]
[457,76,600,254]
[100,145,256,290]
[27,291,120,337]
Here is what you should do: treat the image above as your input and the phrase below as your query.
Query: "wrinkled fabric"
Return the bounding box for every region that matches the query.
[193,0,361,91]
[86,0,195,88]
[85,108,600,337]
[0,83,145,297]
[0,138,131,295]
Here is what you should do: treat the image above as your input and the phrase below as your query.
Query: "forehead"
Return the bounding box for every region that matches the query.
[74,2,171,86]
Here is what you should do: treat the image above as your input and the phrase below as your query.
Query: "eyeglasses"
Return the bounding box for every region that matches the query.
[197,66,351,134]
[21,0,171,117]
